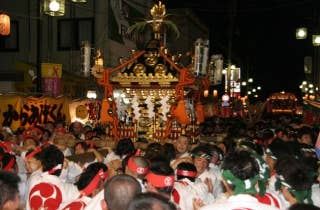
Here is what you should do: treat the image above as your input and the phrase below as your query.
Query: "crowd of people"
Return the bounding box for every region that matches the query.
[0,114,320,210]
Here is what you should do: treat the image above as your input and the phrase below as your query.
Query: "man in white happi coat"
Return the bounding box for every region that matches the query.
[199,150,280,210]
[172,162,214,210]
[191,145,222,199]
[170,135,192,169]
[125,155,149,192]
[61,162,108,210]
[26,145,80,210]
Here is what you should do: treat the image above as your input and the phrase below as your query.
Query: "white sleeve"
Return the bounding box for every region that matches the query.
[103,151,120,164]
[66,161,83,183]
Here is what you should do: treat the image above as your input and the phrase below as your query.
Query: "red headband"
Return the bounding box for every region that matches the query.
[0,141,11,153]
[127,157,149,175]
[3,156,15,171]
[134,149,141,156]
[25,146,42,161]
[176,169,197,178]
[48,164,62,175]
[80,169,108,197]
[145,172,174,188]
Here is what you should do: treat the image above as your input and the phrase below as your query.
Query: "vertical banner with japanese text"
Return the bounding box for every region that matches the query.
[41,63,62,96]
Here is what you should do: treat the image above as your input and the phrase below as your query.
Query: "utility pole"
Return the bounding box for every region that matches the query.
[36,0,42,94]
[226,0,237,93]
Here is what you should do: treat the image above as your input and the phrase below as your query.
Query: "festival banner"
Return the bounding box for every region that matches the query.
[41,63,62,96]
[0,96,70,131]
[0,96,23,131]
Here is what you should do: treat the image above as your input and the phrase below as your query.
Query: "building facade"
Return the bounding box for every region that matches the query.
[0,0,208,98]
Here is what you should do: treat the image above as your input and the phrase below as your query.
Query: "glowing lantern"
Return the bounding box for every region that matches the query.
[203,89,209,97]
[0,14,10,36]
[222,93,230,102]
[43,0,65,16]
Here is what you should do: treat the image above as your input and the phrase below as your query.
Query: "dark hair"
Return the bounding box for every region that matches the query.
[75,141,90,152]
[222,150,259,180]
[39,145,64,176]
[144,142,163,161]
[191,145,212,162]
[275,156,313,191]
[208,144,225,162]
[149,160,174,196]
[289,203,320,210]
[236,140,263,156]
[115,138,135,157]
[162,143,176,163]
[1,153,16,171]
[76,162,108,193]
[54,120,66,127]
[176,162,197,182]
[261,129,275,140]
[297,126,313,139]
[104,174,142,210]
[41,129,52,138]
[0,170,21,209]
[267,139,297,160]
[127,192,177,210]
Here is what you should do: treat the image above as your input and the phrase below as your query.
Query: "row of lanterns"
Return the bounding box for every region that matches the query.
[44,0,87,17]
[296,27,320,46]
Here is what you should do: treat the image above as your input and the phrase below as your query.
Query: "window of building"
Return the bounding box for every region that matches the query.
[0,21,19,52]
[57,18,94,51]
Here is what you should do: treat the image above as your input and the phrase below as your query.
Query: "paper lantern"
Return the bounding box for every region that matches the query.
[296,27,307,39]
[0,14,10,36]
[43,0,65,16]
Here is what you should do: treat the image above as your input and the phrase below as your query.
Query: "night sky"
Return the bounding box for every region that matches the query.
[162,0,319,100]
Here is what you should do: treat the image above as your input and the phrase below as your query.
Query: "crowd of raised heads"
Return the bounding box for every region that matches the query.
[0,114,320,210]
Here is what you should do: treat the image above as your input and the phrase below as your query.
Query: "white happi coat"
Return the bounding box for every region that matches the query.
[103,151,121,164]
[26,171,80,210]
[60,196,92,210]
[59,161,83,184]
[256,189,287,210]
[267,173,277,192]
[84,190,104,210]
[197,169,222,199]
[200,194,281,210]
[312,184,320,207]
[25,169,42,207]
[170,152,191,166]
[172,178,214,210]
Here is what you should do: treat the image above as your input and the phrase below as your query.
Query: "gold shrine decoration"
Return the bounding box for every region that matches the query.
[149,1,166,39]
[150,1,166,21]
[111,72,178,86]
[127,1,179,40]
[98,50,145,98]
